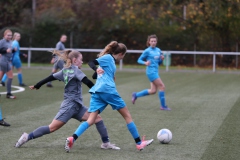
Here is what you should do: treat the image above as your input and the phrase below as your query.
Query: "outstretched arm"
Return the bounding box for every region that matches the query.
[88,60,99,79]
[30,75,57,90]
[81,76,94,88]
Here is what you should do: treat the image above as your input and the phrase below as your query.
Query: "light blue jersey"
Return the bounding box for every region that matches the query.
[138,47,162,75]
[89,54,117,94]
[12,40,20,62]
[137,47,162,82]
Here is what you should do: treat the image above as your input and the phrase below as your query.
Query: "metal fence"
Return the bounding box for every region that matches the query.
[21,47,240,72]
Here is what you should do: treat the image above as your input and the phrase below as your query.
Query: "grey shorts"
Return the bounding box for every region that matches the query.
[53,59,64,70]
[0,61,11,73]
[54,100,88,123]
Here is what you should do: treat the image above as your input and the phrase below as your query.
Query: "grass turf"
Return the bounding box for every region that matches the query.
[0,68,240,160]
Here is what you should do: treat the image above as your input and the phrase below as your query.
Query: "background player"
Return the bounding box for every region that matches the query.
[47,34,67,87]
[0,29,16,99]
[131,34,170,110]
[1,32,27,87]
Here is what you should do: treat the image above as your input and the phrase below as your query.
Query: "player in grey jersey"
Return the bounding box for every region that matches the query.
[15,50,120,150]
[0,29,16,99]
[47,34,67,88]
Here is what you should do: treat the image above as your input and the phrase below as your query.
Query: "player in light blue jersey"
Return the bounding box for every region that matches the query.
[65,41,153,152]
[132,34,171,111]
[1,32,27,87]
[15,50,119,150]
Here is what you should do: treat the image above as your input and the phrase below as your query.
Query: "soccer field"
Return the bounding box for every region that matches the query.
[0,68,240,160]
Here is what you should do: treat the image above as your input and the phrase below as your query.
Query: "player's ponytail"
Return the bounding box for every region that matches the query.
[50,50,81,68]
[98,41,127,57]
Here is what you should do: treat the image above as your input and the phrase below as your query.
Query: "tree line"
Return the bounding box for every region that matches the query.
[0,0,239,67]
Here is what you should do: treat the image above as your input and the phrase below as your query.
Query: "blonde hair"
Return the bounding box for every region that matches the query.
[146,34,158,47]
[4,29,12,36]
[51,50,81,68]
[12,32,20,40]
[98,41,127,57]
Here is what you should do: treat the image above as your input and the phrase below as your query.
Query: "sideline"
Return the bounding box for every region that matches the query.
[0,73,25,95]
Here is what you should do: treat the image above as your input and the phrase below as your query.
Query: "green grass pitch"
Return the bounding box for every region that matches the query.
[0,68,240,160]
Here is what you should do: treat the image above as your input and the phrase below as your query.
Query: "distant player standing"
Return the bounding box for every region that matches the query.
[47,34,67,87]
[1,32,27,87]
[15,50,119,150]
[0,29,16,99]
[64,41,153,152]
[131,34,171,110]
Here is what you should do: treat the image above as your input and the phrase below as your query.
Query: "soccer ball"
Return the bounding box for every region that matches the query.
[157,129,172,144]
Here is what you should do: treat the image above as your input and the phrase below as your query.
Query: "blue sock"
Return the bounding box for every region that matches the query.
[0,107,2,120]
[136,89,149,98]
[74,121,89,137]
[159,91,166,107]
[1,74,7,82]
[18,73,23,85]
[127,122,141,144]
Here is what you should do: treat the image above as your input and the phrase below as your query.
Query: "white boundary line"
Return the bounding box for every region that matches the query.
[0,73,25,94]
[0,85,25,94]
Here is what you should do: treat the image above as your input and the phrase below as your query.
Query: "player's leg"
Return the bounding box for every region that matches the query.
[80,110,120,150]
[117,107,154,151]
[47,68,57,87]
[131,73,159,104]
[0,74,7,86]
[65,112,98,152]
[6,67,16,99]
[0,107,10,127]
[15,119,65,148]
[14,60,26,86]
[153,78,170,110]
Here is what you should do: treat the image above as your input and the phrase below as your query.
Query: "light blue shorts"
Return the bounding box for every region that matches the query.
[12,59,22,69]
[146,73,160,82]
[88,92,126,113]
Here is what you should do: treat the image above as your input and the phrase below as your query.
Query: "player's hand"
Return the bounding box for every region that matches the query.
[160,55,164,60]
[145,61,150,66]
[23,53,27,58]
[50,58,55,64]
[96,67,104,75]
[7,48,11,53]
[29,85,36,90]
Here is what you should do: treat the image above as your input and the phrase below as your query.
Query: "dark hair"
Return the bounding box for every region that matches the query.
[98,41,127,57]
[146,34,158,47]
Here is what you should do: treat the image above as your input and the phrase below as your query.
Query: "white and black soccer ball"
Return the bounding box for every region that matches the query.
[157,128,172,144]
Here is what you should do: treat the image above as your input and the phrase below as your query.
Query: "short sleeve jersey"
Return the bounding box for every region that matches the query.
[12,40,20,61]
[89,54,118,94]
[138,47,162,74]
[54,41,65,63]
[0,39,13,62]
[53,65,86,105]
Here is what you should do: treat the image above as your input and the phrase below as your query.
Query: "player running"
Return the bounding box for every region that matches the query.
[64,41,153,152]
[15,50,119,150]
[131,34,171,110]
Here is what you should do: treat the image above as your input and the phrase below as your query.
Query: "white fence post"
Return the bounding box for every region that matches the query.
[119,59,123,70]
[27,48,31,68]
[166,51,169,72]
[213,53,216,72]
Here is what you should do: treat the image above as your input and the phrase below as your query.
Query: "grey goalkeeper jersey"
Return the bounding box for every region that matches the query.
[53,65,86,105]
[0,38,12,62]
